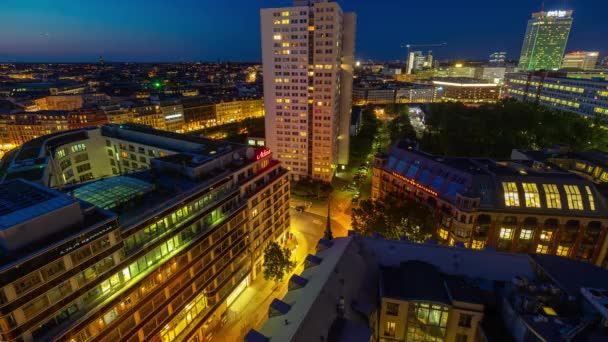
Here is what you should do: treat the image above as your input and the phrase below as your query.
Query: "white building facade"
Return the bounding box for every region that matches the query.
[261,0,356,182]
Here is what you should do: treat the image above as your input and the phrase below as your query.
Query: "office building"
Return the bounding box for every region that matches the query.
[504,71,608,118]
[395,85,435,103]
[0,124,290,342]
[406,51,433,75]
[446,64,477,78]
[433,78,500,103]
[474,66,511,84]
[248,235,608,342]
[261,0,356,181]
[561,51,599,70]
[372,142,608,266]
[518,10,573,71]
[489,51,506,66]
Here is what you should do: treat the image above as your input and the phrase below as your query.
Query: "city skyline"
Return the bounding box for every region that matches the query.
[1,0,607,63]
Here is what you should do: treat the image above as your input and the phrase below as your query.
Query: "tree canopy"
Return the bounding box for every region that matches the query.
[352,194,435,242]
[418,100,608,158]
[262,241,296,282]
[349,105,380,166]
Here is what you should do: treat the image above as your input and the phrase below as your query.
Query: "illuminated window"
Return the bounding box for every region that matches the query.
[406,303,449,341]
[56,149,66,158]
[385,321,396,337]
[281,11,289,17]
[543,184,562,209]
[522,183,541,208]
[281,19,289,24]
[540,230,553,242]
[564,185,583,210]
[471,240,485,250]
[585,186,596,211]
[519,229,533,240]
[499,228,513,240]
[502,182,520,207]
[438,229,448,240]
[273,34,282,40]
[556,245,570,257]
[71,143,86,153]
[536,244,549,254]
[251,208,258,218]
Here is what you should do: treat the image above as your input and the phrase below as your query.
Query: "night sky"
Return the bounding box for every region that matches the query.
[1,0,606,62]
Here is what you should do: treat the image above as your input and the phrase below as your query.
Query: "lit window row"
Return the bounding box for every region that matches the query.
[502,182,594,210]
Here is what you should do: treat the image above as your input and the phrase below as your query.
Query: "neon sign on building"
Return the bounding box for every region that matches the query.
[391,171,438,197]
[256,148,272,160]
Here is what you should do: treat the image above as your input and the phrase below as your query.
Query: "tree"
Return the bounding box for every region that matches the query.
[419,99,608,157]
[351,194,436,242]
[262,241,296,282]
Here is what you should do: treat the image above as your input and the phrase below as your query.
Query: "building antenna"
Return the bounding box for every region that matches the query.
[541,0,544,12]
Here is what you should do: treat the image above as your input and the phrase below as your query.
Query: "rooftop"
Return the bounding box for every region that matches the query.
[0,180,73,228]
[381,261,451,304]
[72,176,155,210]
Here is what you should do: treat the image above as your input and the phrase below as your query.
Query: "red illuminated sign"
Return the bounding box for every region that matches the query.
[391,171,438,197]
[256,148,272,160]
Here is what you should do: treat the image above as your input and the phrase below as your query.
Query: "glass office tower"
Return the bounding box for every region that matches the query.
[518,10,573,71]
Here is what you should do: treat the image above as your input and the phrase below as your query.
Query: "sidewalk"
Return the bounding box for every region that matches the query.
[211,229,310,341]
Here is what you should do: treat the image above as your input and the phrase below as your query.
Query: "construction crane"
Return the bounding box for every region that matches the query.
[401,42,448,58]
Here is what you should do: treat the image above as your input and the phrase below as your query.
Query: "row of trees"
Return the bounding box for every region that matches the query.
[351,194,436,242]
[419,100,608,158]
[349,106,380,166]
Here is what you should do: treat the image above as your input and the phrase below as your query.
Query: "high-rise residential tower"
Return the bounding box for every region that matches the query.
[261,0,356,182]
[518,10,573,71]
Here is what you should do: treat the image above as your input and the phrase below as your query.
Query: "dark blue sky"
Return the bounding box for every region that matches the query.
[1,0,606,62]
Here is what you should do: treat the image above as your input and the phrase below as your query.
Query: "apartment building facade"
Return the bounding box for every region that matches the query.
[0,124,291,342]
[261,0,356,181]
[372,143,608,268]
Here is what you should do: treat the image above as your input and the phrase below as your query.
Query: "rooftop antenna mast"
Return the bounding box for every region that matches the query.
[541,0,544,12]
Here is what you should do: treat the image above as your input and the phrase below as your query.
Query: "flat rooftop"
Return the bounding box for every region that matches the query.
[72,176,155,210]
[0,180,75,229]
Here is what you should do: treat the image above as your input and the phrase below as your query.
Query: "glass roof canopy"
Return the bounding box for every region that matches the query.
[73,176,154,210]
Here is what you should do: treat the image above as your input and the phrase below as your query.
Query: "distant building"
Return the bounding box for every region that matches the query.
[489,51,506,66]
[475,66,508,84]
[504,71,608,118]
[214,98,264,124]
[261,0,357,181]
[33,95,84,111]
[407,51,433,74]
[0,124,290,341]
[433,78,500,103]
[518,10,573,71]
[353,81,435,105]
[446,64,477,78]
[561,51,600,70]
[372,142,608,265]
[1,110,108,146]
